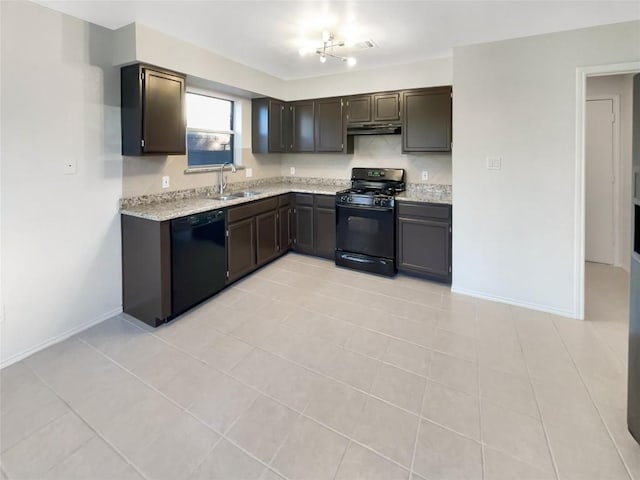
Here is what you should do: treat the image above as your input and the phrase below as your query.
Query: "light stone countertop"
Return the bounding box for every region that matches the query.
[120,183,346,221]
[396,190,452,205]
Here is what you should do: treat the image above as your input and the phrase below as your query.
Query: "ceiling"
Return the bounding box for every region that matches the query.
[35,1,640,80]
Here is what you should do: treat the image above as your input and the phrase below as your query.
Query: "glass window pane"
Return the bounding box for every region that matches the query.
[186,93,232,131]
[187,130,233,166]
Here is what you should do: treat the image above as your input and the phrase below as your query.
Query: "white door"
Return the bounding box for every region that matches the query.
[586,98,615,264]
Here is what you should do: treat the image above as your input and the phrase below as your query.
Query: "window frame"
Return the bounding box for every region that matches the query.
[185,91,235,169]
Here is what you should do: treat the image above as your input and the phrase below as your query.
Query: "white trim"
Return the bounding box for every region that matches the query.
[451,286,579,319]
[0,307,123,369]
[575,61,640,320]
[585,94,622,267]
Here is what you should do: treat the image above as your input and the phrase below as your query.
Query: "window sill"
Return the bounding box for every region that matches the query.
[184,165,244,174]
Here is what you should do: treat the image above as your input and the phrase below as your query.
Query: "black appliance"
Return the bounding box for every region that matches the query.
[171,210,226,317]
[335,168,405,276]
[346,123,401,136]
[628,73,640,445]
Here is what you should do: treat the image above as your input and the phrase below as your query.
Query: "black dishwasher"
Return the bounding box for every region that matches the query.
[171,210,226,317]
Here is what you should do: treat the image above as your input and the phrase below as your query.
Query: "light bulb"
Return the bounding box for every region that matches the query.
[320,54,327,63]
[346,57,357,66]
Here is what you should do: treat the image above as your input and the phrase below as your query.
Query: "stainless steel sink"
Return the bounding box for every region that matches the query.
[205,191,262,201]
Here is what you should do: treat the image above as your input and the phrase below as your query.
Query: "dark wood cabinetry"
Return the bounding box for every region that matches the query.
[227,195,291,282]
[279,195,293,251]
[121,64,186,156]
[252,98,287,153]
[314,195,336,259]
[397,201,452,282]
[315,97,353,153]
[346,92,401,124]
[402,87,452,152]
[227,217,256,282]
[293,194,315,254]
[292,193,335,258]
[290,100,315,152]
[121,215,172,326]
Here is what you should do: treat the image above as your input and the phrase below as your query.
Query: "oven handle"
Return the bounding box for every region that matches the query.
[335,203,394,212]
[340,254,383,265]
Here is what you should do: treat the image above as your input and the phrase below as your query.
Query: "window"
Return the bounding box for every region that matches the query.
[186,93,234,167]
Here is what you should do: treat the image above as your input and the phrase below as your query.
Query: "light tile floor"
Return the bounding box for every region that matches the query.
[1,256,638,479]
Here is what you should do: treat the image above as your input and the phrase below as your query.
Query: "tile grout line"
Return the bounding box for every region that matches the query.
[76,337,296,480]
[548,317,635,480]
[22,361,152,480]
[511,309,561,480]
[408,367,430,479]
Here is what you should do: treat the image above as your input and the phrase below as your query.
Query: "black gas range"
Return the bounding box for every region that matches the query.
[335,168,405,276]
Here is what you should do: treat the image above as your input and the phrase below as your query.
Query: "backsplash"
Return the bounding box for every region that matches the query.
[280,135,452,185]
[121,136,452,199]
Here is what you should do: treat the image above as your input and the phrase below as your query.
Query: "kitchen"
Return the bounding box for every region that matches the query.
[1,1,640,479]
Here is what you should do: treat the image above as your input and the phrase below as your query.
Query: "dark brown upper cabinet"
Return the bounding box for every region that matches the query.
[346,92,401,124]
[315,97,353,154]
[121,64,186,156]
[289,100,315,152]
[402,87,452,152]
[251,97,287,153]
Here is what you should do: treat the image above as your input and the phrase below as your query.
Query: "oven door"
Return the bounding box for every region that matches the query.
[335,203,395,259]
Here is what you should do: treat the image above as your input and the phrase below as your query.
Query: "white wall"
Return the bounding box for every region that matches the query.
[586,74,635,272]
[0,1,123,366]
[452,21,640,317]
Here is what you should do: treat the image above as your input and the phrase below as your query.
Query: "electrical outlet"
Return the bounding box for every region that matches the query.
[245,168,253,178]
[63,159,76,175]
[486,157,502,170]
[421,170,429,181]
[290,167,295,176]
[162,176,170,188]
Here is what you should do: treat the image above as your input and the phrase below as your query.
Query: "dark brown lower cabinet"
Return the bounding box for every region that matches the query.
[227,217,256,283]
[397,201,452,282]
[227,195,291,283]
[314,195,336,259]
[292,193,335,258]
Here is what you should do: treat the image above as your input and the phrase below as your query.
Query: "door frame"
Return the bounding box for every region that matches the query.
[575,62,640,320]
[585,94,621,267]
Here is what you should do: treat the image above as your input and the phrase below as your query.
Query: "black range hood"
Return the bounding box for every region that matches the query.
[346,123,402,135]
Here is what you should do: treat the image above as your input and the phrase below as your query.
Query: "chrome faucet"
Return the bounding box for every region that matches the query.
[218,162,237,194]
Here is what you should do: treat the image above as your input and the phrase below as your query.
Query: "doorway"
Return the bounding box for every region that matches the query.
[585,95,619,266]
[575,62,640,320]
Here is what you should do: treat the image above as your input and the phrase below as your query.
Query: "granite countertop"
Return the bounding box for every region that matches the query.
[120,177,453,221]
[120,183,346,221]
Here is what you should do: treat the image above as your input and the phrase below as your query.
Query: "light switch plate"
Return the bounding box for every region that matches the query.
[486,157,502,170]
[421,170,429,181]
[245,168,253,178]
[290,167,295,176]
[162,176,170,188]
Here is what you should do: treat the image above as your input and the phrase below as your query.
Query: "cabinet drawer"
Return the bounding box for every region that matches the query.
[278,193,290,207]
[397,202,451,221]
[228,197,278,223]
[314,194,335,209]
[294,193,314,206]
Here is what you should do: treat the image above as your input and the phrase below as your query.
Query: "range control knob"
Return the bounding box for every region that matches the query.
[374,198,381,206]
[347,197,353,203]
[379,198,388,207]
[340,195,348,202]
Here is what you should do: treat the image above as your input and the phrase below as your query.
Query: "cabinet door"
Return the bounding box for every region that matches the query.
[289,101,315,152]
[373,93,400,122]
[397,217,451,279]
[142,68,186,154]
[279,205,292,252]
[402,88,452,152]
[227,218,256,282]
[294,205,315,254]
[268,99,285,152]
[256,210,279,265]
[315,97,345,152]
[346,95,372,123]
[314,206,336,259]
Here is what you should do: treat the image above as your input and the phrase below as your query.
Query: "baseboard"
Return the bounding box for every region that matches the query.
[450,286,580,320]
[0,306,123,369]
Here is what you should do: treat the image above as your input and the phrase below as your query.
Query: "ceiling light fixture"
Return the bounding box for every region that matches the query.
[300,31,357,67]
